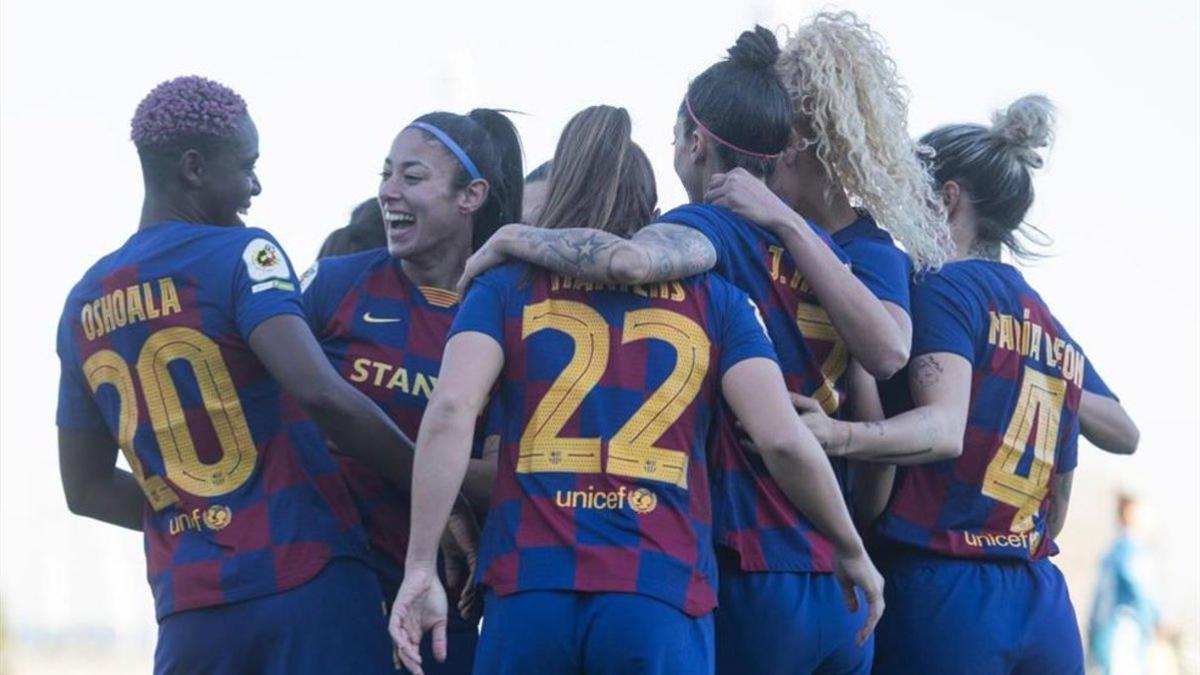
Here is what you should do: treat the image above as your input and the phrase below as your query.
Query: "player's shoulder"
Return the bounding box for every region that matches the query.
[474,260,528,288]
[303,248,389,292]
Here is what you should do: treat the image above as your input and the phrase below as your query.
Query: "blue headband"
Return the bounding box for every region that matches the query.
[408,121,483,182]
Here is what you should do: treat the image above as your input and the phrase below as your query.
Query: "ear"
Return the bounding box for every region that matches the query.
[458,179,490,215]
[651,207,661,221]
[689,128,707,166]
[942,180,963,217]
[179,149,205,189]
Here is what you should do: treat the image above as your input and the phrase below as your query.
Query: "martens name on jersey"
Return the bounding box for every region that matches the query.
[81,277,183,341]
[549,274,687,302]
[348,358,436,399]
[987,309,1085,387]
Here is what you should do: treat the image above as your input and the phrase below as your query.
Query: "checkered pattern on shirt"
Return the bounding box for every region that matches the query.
[877,261,1084,561]
[55,222,367,620]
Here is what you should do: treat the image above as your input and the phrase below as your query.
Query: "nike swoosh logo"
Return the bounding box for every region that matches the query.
[363,312,403,324]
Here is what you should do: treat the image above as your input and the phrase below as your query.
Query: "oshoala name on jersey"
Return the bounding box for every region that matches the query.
[348,358,436,399]
[987,309,1085,387]
[81,277,183,341]
[549,274,686,302]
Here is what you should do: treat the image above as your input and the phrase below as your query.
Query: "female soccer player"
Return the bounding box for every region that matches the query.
[792,96,1140,674]
[56,76,409,674]
[301,108,523,674]
[456,24,895,674]
[391,99,880,675]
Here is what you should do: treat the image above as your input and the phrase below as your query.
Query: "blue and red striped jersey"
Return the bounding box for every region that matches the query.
[452,261,776,616]
[830,212,913,314]
[55,221,367,620]
[658,204,851,573]
[877,260,1087,560]
[301,248,462,592]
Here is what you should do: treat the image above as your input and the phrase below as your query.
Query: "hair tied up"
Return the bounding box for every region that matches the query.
[990,94,1056,169]
[728,25,781,69]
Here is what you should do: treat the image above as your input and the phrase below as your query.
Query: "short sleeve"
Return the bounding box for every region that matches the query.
[1082,359,1118,401]
[55,312,107,431]
[300,259,341,336]
[910,273,981,363]
[845,241,912,313]
[448,269,508,347]
[714,280,778,375]
[230,231,307,340]
[657,205,734,278]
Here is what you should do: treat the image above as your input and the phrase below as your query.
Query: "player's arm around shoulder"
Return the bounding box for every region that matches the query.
[457,220,717,294]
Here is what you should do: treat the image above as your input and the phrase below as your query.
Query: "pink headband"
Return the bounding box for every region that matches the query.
[684,97,784,160]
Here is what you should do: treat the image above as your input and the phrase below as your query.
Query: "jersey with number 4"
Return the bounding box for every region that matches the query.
[452,262,777,617]
[55,221,367,620]
[878,260,1085,561]
[658,204,851,573]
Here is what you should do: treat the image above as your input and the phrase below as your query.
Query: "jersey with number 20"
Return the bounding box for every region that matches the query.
[55,221,366,620]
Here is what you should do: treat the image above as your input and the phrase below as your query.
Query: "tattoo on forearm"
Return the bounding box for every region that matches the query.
[913,356,945,389]
[634,224,718,282]
[510,223,716,284]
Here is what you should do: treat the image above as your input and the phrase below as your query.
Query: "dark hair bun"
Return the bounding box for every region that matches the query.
[727,25,780,69]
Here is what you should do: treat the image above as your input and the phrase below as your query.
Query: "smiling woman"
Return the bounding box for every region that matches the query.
[297,109,524,675]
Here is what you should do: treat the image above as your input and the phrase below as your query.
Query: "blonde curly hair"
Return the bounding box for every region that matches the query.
[776,11,952,269]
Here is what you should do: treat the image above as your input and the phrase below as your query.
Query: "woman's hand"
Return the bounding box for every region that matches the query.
[704,168,800,235]
[790,393,848,457]
[389,566,449,675]
[457,224,525,295]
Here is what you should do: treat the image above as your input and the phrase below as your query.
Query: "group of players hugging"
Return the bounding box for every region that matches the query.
[56,11,1140,675]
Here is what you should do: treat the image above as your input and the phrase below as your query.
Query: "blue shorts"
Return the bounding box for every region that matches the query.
[715,551,872,675]
[155,557,395,674]
[474,590,714,675]
[872,549,1083,675]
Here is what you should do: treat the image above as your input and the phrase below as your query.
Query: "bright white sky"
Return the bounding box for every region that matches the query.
[2,0,1197,658]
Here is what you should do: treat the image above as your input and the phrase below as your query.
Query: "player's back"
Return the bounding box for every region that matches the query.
[658,204,852,572]
[455,261,776,617]
[878,259,1086,561]
[56,221,366,620]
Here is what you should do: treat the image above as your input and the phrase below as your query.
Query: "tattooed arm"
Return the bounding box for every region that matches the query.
[457,222,717,294]
[794,353,973,465]
[1045,471,1074,540]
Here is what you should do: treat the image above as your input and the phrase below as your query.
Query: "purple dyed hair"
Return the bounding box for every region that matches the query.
[130,76,248,147]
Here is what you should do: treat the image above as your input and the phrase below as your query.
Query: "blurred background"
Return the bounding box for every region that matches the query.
[2,0,1197,672]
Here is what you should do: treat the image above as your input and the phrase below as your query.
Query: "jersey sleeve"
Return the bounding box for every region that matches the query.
[55,307,107,431]
[713,279,779,375]
[910,272,982,362]
[1082,358,1118,401]
[657,205,734,278]
[230,230,307,341]
[845,242,912,313]
[448,267,510,347]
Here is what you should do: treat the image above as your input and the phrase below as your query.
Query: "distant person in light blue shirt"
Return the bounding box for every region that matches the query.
[1089,494,1161,675]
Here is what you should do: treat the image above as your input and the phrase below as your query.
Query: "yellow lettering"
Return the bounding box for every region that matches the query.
[159,278,181,316]
[387,366,410,394]
[126,285,147,323]
[349,358,371,383]
[413,372,434,399]
[111,289,127,327]
[556,491,571,507]
[99,294,116,333]
[371,362,392,387]
[988,311,1001,346]
[143,282,160,319]
[767,245,783,281]
[81,304,96,341]
[670,282,685,301]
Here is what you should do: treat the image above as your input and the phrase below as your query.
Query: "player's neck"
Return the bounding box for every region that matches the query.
[399,252,465,292]
[138,194,211,230]
[780,176,857,234]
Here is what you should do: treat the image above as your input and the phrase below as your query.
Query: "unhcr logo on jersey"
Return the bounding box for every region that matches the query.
[555,485,658,514]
